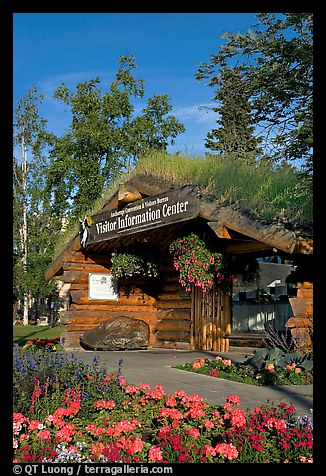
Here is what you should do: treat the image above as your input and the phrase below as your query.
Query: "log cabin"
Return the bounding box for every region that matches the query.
[45,173,313,351]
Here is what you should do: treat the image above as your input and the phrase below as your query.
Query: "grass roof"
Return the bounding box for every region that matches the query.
[52,151,313,260]
[135,152,313,234]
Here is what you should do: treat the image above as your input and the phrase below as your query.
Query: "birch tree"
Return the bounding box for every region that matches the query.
[13,86,59,324]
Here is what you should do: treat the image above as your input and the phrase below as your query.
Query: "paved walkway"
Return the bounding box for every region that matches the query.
[73,348,313,419]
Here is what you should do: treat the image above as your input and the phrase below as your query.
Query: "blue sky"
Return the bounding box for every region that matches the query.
[14,13,259,155]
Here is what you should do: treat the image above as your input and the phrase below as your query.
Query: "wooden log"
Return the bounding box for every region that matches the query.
[155,320,190,332]
[297,281,313,289]
[216,290,222,352]
[195,287,201,349]
[69,303,157,313]
[120,287,155,296]
[223,293,231,352]
[96,190,119,214]
[155,330,190,342]
[67,252,110,265]
[224,241,273,254]
[118,184,142,204]
[156,309,191,320]
[126,174,173,197]
[200,203,297,254]
[293,237,313,255]
[154,341,190,350]
[225,323,231,352]
[156,300,192,309]
[206,295,213,351]
[66,310,158,332]
[208,222,232,239]
[62,310,157,322]
[68,323,106,331]
[68,320,157,332]
[297,287,313,299]
[157,291,182,300]
[161,283,180,292]
[220,292,226,352]
[63,271,89,284]
[70,283,88,291]
[190,285,195,349]
[69,289,156,306]
[63,262,110,273]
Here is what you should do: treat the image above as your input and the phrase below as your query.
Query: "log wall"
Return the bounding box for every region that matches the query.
[61,251,192,349]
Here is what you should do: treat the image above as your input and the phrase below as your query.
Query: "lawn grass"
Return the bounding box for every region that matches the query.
[13,325,65,347]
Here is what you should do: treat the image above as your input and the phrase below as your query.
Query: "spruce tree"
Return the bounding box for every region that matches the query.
[205,68,262,161]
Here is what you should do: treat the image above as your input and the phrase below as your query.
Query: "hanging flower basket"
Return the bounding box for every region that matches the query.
[110,244,160,279]
[169,233,234,294]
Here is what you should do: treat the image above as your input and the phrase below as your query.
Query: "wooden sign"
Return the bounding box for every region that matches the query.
[88,273,119,300]
[87,185,199,245]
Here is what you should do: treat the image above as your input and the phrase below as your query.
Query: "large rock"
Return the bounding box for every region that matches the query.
[80,316,149,350]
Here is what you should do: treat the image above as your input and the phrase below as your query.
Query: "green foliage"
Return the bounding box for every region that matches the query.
[46,55,185,219]
[244,348,313,371]
[13,86,61,303]
[196,13,313,173]
[110,244,160,279]
[204,67,263,161]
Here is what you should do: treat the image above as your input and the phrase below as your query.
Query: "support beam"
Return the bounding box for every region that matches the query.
[118,184,142,204]
[199,202,297,254]
[224,240,273,254]
[208,222,232,239]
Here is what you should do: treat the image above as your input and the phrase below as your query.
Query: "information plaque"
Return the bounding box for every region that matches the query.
[88,273,119,300]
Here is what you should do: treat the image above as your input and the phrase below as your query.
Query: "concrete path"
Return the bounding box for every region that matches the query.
[73,348,313,419]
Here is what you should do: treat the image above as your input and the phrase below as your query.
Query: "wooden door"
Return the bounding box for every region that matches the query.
[191,286,231,352]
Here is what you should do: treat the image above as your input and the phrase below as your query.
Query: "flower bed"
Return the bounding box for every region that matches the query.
[13,346,313,463]
[175,355,313,386]
[22,337,64,352]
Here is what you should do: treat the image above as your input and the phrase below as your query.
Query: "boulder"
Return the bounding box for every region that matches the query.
[80,316,149,350]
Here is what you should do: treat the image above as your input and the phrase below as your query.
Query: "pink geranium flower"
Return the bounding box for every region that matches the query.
[215,443,239,460]
[37,429,51,440]
[226,394,241,405]
[204,419,215,429]
[148,445,163,462]
[27,420,43,431]
[93,400,116,409]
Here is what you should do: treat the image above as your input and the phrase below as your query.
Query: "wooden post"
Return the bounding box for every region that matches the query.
[224,293,231,352]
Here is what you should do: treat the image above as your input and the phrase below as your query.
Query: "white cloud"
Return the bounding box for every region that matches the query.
[172,103,219,125]
[38,70,115,98]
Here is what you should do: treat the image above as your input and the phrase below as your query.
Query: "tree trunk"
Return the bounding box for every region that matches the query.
[23,295,29,326]
[21,134,29,325]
